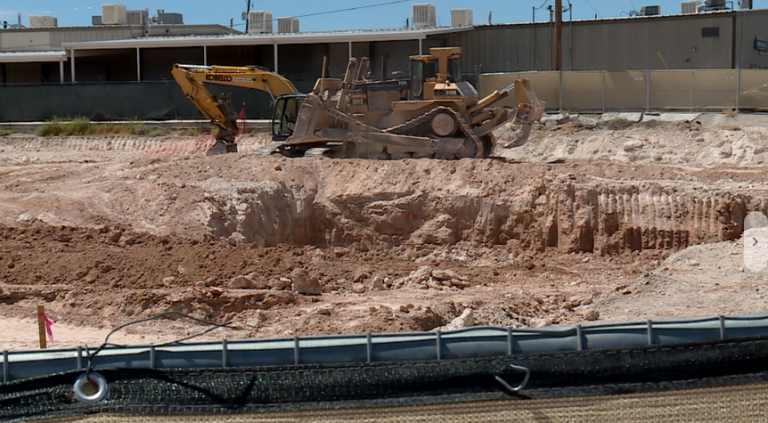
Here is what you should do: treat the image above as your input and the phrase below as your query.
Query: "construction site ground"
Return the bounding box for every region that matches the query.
[2,112,768,351]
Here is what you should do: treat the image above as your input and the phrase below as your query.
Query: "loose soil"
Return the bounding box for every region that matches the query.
[1,119,767,351]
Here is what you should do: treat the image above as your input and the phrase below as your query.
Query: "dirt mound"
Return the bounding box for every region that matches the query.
[595,235,768,322]
[493,123,768,166]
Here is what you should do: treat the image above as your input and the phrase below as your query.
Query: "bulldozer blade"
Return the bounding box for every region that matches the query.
[286,96,321,142]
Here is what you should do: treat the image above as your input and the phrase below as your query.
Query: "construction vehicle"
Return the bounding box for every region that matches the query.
[171,64,299,155]
[173,47,545,159]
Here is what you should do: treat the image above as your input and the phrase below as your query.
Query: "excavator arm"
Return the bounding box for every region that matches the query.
[171,64,298,152]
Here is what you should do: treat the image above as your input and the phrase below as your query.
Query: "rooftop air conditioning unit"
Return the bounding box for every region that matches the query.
[450,9,473,27]
[412,3,436,28]
[740,0,752,8]
[277,17,299,33]
[641,5,661,15]
[249,11,273,33]
[101,4,127,25]
[705,0,726,8]
[29,16,57,28]
[680,0,701,13]
[126,10,144,25]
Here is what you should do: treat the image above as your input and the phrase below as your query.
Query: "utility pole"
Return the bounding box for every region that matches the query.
[245,0,251,33]
[555,0,563,70]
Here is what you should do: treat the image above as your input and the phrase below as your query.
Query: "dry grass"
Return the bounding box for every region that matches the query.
[0,128,11,136]
[723,107,737,118]
[35,117,168,137]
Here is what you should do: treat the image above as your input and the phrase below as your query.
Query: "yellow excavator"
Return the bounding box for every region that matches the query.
[171,63,299,154]
[172,46,545,159]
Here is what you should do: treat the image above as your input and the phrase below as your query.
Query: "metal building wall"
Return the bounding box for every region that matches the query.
[440,12,745,74]
[51,28,138,49]
[735,9,768,69]
[140,47,203,81]
[0,32,52,52]
[570,14,733,70]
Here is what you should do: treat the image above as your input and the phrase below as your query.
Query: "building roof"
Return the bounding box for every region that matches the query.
[477,7,765,28]
[62,26,472,50]
[0,51,67,63]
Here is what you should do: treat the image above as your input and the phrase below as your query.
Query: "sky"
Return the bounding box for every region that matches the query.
[1,0,766,31]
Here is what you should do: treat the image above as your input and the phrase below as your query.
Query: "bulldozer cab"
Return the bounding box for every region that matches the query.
[271,94,305,140]
[409,47,463,101]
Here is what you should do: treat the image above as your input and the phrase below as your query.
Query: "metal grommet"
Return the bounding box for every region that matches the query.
[73,372,108,404]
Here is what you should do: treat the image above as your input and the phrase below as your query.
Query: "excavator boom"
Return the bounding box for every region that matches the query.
[171,64,298,153]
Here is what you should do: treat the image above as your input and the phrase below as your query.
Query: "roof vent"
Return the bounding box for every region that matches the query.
[29,16,58,28]
[126,10,145,25]
[640,5,661,15]
[101,4,127,25]
[249,11,273,33]
[702,0,729,9]
[680,1,701,13]
[450,9,473,27]
[277,17,299,33]
[412,3,436,28]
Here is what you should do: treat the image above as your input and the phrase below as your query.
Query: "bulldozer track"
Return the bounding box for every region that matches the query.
[312,100,486,159]
[384,106,486,158]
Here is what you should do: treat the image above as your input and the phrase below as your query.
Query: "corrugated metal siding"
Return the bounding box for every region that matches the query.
[435,13,740,73]
[0,32,51,52]
[51,28,136,48]
[738,9,768,69]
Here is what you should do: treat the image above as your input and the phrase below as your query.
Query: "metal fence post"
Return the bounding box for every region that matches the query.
[646,69,650,113]
[601,71,606,113]
[559,70,563,112]
[690,70,695,112]
[736,67,741,112]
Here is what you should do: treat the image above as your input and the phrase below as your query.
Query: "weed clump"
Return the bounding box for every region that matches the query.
[35,116,169,137]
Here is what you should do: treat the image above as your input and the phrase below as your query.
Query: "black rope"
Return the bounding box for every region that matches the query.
[84,311,234,379]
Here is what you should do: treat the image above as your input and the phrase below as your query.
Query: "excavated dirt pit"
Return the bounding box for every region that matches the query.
[1,120,768,350]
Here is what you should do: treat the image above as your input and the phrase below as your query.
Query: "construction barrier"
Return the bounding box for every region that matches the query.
[480,69,768,112]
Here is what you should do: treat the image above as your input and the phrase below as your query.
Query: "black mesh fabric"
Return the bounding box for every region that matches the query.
[3,335,768,421]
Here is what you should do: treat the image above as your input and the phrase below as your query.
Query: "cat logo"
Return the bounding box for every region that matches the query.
[206,75,233,82]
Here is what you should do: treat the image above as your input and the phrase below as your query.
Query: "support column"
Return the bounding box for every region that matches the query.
[348,41,352,59]
[273,44,279,73]
[203,45,208,66]
[136,47,141,83]
[419,38,423,55]
[70,49,76,84]
[59,61,64,85]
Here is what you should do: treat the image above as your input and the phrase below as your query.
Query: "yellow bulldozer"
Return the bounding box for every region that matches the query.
[172,47,545,159]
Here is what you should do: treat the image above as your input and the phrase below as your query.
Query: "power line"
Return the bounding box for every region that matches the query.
[584,0,603,17]
[289,0,413,20]
[241,0,413,24]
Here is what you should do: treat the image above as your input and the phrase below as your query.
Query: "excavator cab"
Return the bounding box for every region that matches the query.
[271,94,305,141]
